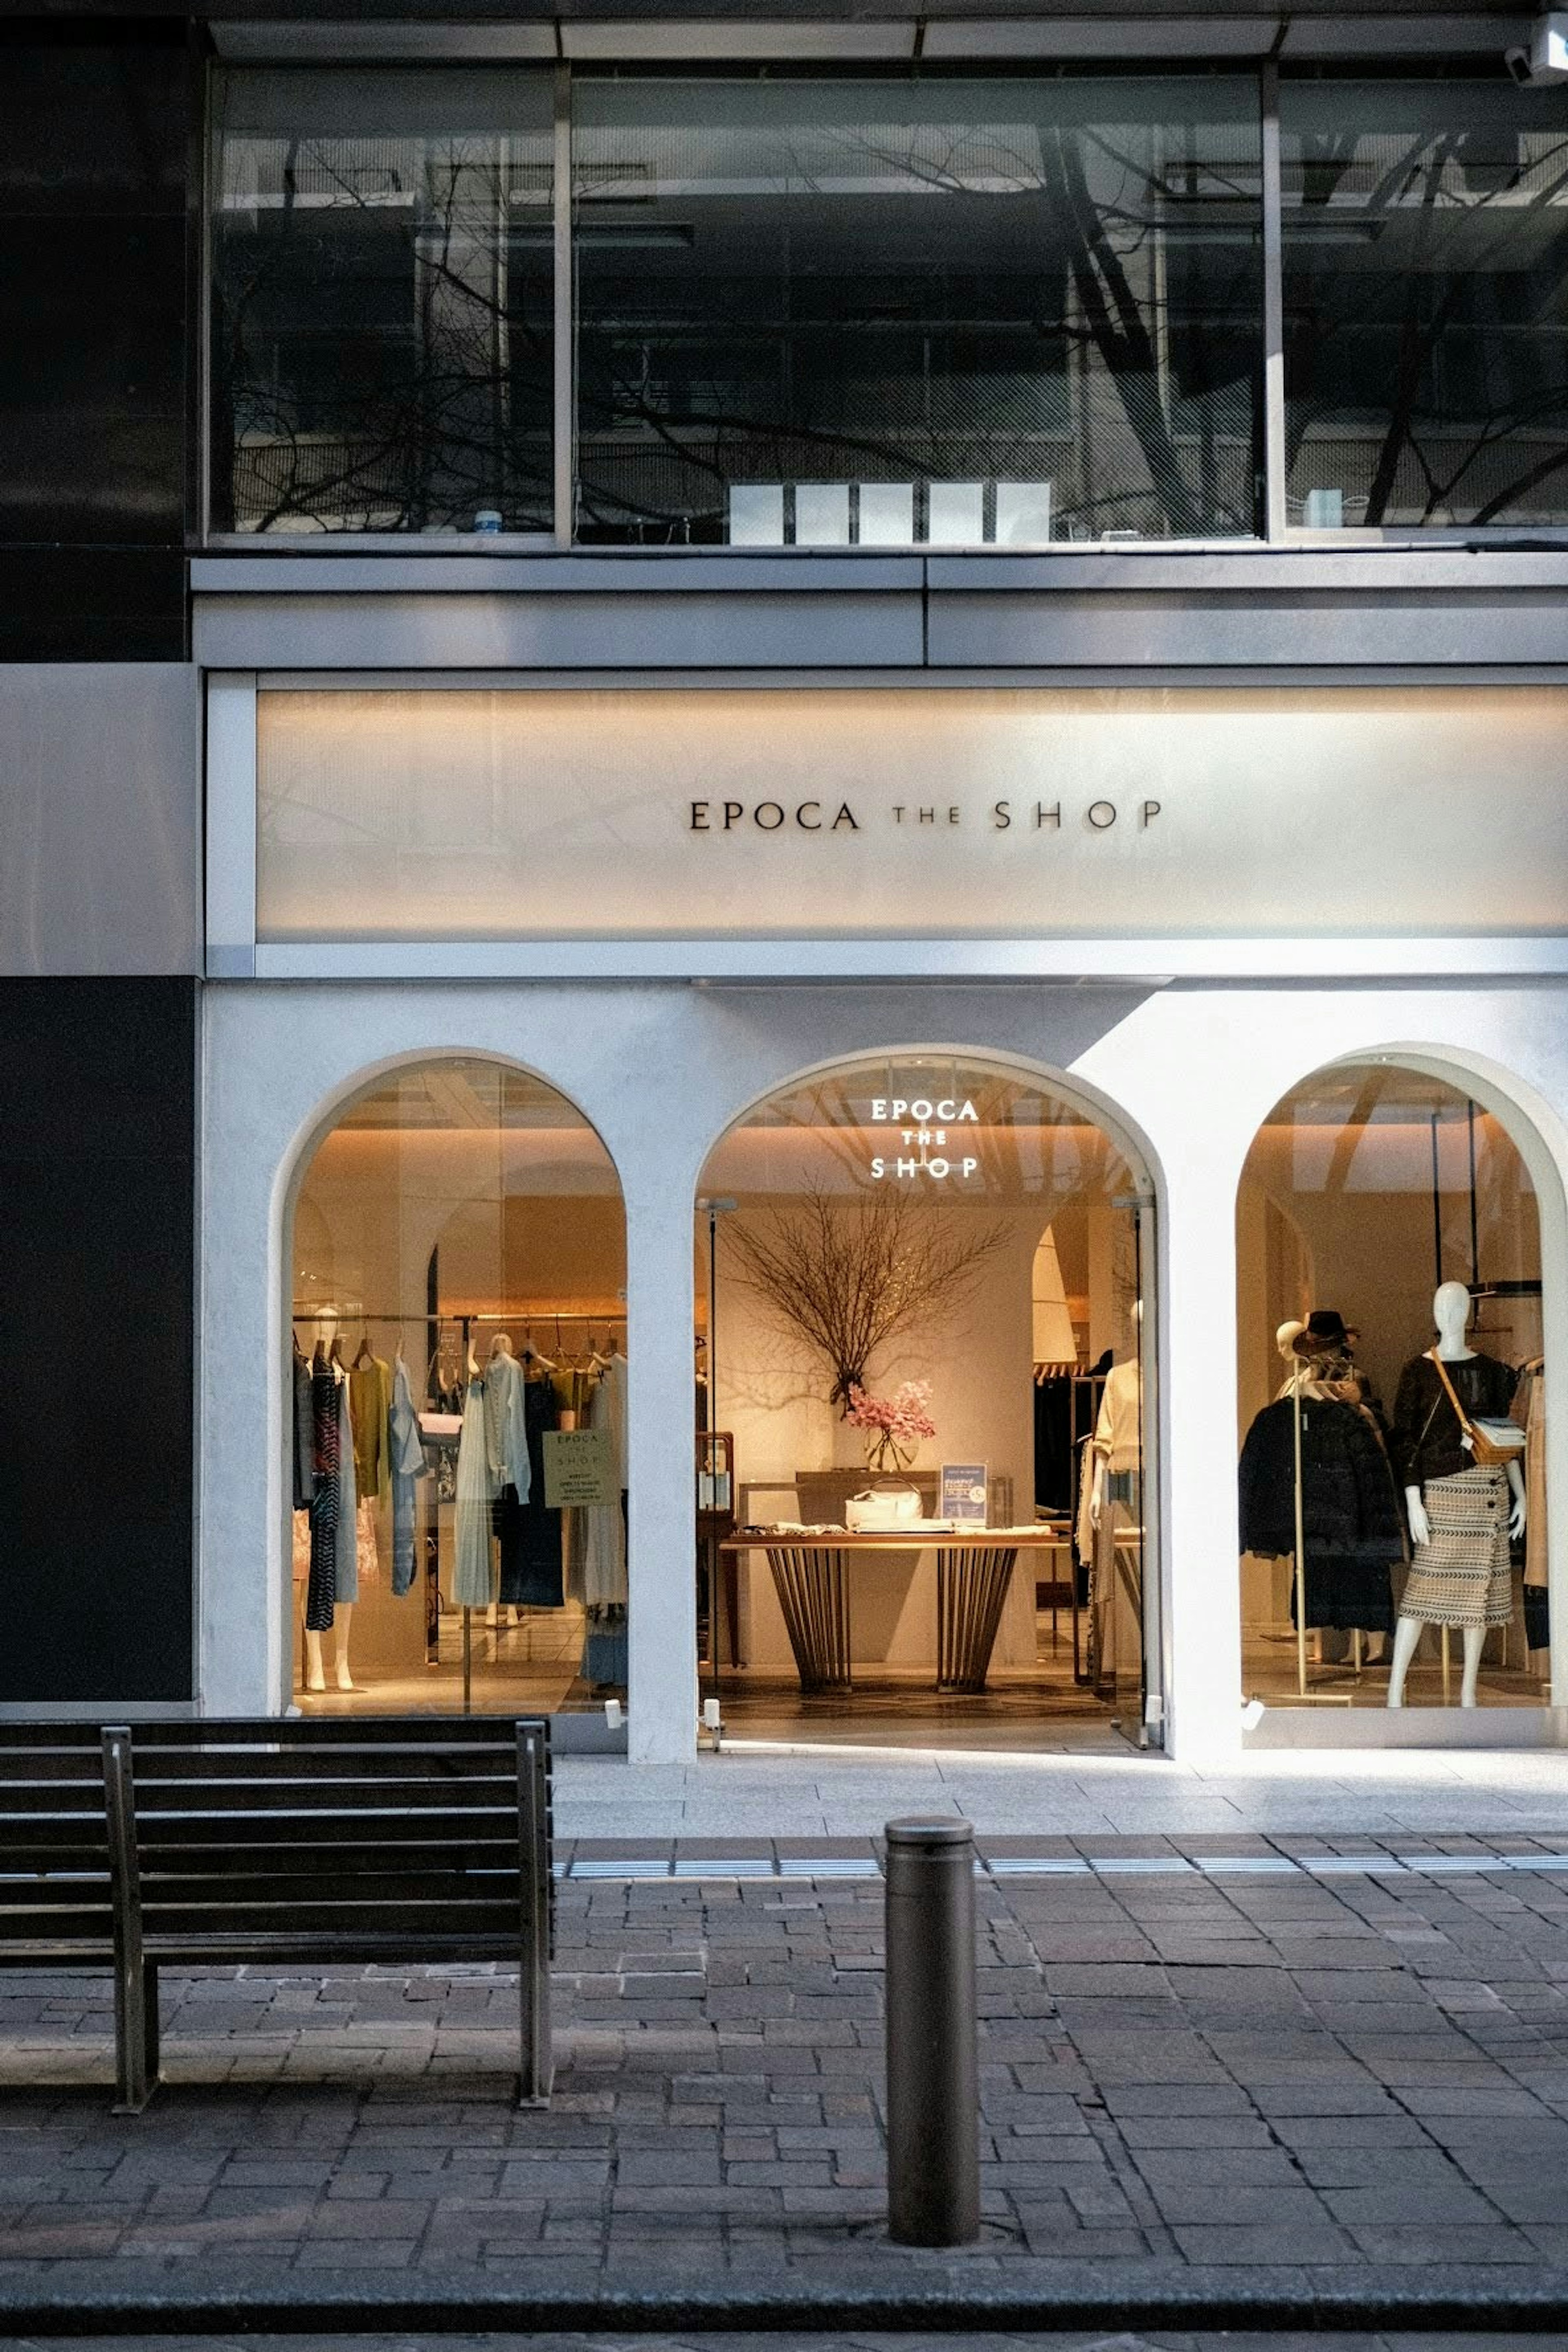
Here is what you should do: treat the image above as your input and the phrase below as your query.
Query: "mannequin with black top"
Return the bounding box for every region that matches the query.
[303,1309,356,1695]
[1388,1281,1525,1710]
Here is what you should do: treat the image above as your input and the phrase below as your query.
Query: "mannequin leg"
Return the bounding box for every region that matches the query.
[303,1626,327,1694]
[334,1603,355,1692]
[1460,1623,1486,1708]
[1387,1614,1423,1709]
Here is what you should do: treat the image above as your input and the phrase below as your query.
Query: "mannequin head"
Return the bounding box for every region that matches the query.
[1276,1317,1305,1364]
[1433,1280,1473,1354]
[312,1307,339,1355]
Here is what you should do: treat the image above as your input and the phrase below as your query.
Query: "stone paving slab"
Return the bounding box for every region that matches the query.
[2,1838,1568,2323]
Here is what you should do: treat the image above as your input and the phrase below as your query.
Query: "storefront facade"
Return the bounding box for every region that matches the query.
[3,7,1567,1764]
[189,624,1568,1764]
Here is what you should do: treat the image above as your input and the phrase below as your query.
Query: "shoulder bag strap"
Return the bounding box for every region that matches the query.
[1426,1347,1476,1445]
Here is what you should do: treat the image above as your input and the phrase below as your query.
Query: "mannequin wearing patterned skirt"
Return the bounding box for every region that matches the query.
[1388,1283,1526,1709]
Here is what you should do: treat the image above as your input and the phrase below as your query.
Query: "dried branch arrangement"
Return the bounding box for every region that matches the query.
[724,1184,1008,1410]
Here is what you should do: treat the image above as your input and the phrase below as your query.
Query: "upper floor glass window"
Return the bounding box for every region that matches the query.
[573,76,1263,546]
[211,70,553,535]
[1283,81,1568,530]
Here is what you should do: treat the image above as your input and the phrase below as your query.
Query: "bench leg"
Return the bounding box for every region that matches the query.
[105,1724,158,2114]
[517,1723,554,2107]
[518,1953,553,2108]
[112,1952,156,2115]
[143,1962,161,2086]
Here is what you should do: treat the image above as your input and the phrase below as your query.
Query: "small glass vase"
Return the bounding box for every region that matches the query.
[865,1433,915,1477]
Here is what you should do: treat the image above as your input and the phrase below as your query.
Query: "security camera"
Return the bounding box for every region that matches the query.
[1506,11,1568,82]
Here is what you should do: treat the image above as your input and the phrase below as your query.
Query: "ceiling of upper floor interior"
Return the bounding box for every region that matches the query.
[21,0,1537,40]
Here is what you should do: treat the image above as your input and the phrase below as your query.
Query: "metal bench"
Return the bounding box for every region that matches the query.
[2,1716,553,2114]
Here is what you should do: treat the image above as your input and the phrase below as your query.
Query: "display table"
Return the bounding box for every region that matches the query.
[720,1528,1067,1696]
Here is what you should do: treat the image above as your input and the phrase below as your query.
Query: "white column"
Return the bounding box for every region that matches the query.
[622,1165,699,1762]
[1158,1159,1245,1765]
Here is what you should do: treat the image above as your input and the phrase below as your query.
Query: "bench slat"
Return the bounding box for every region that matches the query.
[142,1902,525,1938]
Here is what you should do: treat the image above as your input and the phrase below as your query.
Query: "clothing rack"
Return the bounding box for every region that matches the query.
[293,1307,626,1325]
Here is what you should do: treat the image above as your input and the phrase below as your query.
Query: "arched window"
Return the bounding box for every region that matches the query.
[695,1052,1156,1746]
[1237,1060,1547,1721]
[288,1058,626,1714]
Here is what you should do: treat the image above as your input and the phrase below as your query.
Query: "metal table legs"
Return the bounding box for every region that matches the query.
[935,1546,1018,1693]
[765,1542,1021,1697]
[766,1546,853,1694]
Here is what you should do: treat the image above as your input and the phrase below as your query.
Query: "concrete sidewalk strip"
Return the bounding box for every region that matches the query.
[560,1843,1568,1883]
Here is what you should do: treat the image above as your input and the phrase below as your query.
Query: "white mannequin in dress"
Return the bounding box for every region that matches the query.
[1388,1281,1525,1710]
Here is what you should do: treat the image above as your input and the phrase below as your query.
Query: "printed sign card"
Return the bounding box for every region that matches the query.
[543,1428,618,1510]
[941,1463,989,1526]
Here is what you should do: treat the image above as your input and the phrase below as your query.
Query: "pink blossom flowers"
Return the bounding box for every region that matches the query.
[844,1379,937,1473]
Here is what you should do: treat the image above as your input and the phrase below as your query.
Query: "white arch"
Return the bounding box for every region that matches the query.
[1235,1035,1568,1724]
[695,1037,1165,1216]
[252,1043,628,1721]
[694,1038,1167,1744]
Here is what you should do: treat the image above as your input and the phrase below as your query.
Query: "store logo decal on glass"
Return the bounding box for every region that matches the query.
[869,1096,979,1184]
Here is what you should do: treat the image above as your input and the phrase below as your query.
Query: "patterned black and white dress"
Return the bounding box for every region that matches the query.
[1399,1467,1512,1630]
[1392,1350,1518,1631]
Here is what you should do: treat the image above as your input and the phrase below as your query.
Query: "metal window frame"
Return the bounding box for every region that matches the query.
[198,51,1568,559]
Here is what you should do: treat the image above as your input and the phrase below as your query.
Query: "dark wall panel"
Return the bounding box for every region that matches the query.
[0,979,195,1702]
[0,29,189,658]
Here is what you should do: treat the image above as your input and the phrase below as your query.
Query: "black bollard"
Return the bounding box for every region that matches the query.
[884,1815,980,2246]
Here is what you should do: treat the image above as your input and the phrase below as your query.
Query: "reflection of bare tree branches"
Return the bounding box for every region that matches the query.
[1288,125,1568,525]
[725,1183,1007,1410]
[217,135,550,532]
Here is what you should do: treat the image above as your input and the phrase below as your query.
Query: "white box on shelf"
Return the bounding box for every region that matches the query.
[728,484,786,545]
[793,483,851,545]
[857,482,914,545]
[995,480,1053,545]
[927,481,985,544]
[1304,488,1345,529]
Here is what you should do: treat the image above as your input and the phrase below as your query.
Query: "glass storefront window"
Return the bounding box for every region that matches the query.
[574,77,1263,546]
[289,1060,626,1713]
[695,1056,1155,1744]
[211,70,554,535]
[1236,1063,1546,1716]
[1282,81,1568,530]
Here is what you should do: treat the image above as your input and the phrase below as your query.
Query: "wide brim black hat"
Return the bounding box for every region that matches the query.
[1291,1307,1358,1357]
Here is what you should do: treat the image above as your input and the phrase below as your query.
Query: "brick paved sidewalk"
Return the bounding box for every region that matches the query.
[2,1832,1568,2321]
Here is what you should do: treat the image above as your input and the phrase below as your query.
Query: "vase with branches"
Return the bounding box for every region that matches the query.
[844,1380,937,1475]
[723,1183,1007,1412]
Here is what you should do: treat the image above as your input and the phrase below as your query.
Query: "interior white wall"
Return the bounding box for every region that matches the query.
[199,977,1568,1768]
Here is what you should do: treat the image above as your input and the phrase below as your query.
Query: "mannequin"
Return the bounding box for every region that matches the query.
[1275,1318,1305,1369]
[303,1309,356,1695]
[1089,1300,1143,1532]
[1388,1281,1525,1710]
[1088,1303,1143,1692]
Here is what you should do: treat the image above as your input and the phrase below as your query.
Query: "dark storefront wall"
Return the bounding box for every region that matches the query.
[0,24,190,661]
[0,981,196,1703]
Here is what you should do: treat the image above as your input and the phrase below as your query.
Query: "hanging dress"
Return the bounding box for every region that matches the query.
[334,1374,360,1604]
[581,1352,628,1687]
[500,1376,563,1608]
[305,1360,341,1633]
[453,1375,498,1607]
[388,1356,426,1598]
